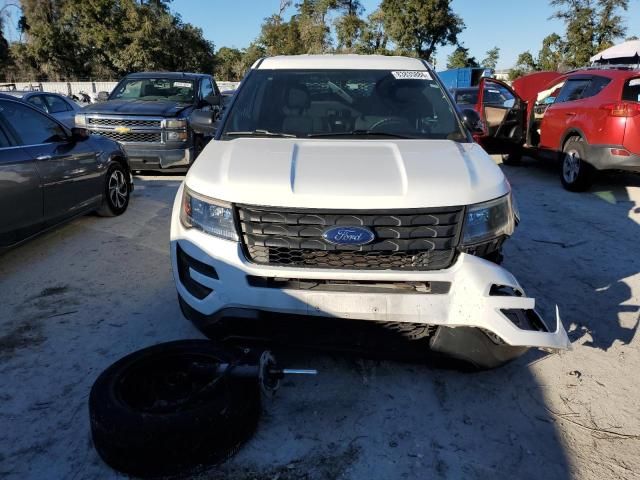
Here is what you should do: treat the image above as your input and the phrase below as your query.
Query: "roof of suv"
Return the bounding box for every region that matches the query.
[254,54,429,71]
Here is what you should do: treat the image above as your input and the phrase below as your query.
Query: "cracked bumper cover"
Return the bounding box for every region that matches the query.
[171,214,570,352]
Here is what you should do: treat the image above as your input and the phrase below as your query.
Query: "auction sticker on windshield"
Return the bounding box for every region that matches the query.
[174,82,192,88]
[391,71,432,80]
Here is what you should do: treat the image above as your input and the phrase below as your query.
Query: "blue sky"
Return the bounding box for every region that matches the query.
[171,0,640,69]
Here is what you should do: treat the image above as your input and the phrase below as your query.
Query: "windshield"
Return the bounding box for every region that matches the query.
[221,69,466,140]
[111,78,195,103]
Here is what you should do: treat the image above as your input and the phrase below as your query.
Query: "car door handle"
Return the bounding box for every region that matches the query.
[565,112,577,116]
[36,155,52,161]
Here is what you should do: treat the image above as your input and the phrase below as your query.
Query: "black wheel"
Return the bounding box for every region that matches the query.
[89,340,261,477]
[97,163,130,216]
[561,137,595,192]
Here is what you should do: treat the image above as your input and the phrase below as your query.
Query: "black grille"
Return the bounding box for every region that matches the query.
[88,117,161,128]
[237,206,464,271]
[93,131,161,143]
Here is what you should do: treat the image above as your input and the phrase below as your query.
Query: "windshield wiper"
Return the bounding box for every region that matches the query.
[224,129,297,138]
[307,130,413,139]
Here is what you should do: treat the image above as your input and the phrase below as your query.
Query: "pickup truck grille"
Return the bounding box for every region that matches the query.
[88,118,162,128]
[237,205,464,271]
[93,131,161,143]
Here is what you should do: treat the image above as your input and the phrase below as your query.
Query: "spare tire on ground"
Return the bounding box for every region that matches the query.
[89,340,261,478]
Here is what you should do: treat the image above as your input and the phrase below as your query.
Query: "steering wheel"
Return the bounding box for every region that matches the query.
[369,117,402,131]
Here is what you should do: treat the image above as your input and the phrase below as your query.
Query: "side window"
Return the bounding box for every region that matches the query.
[0,101,66,145]
[200,78,214,100]
[27,95,49,113]
[0,124,11,148]
[45,95,71,113]
[582,76,611,99]
[555,79,591,103]
[622,77,640,102]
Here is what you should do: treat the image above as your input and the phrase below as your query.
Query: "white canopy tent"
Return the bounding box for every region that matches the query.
[590,40,640,63]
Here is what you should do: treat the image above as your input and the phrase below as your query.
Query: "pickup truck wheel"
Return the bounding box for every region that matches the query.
[89,340,261,477]
[561,137,594,192]
[97,163,130,217]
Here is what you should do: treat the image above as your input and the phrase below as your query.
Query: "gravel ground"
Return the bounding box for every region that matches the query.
[0,158,639,480]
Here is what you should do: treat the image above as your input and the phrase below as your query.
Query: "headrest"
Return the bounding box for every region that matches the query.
[287,86,310,109]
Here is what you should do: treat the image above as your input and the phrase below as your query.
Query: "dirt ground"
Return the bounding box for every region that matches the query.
[1,157,639,480]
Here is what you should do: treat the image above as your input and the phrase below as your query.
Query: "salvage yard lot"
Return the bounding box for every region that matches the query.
[1,159,639,480]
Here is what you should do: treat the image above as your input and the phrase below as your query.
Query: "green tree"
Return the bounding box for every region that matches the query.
[550,0,629,67]
[334,0,365,51]
[12,0,214,80]
[296,0,333,53]
[481,46,500,69]
[446,45,478,69]
[259,13,304,55]
[356,9,389,54]
[380,0,464,61]
[509,51,538,80]
[537,33,566,71]
[215,47,243,81]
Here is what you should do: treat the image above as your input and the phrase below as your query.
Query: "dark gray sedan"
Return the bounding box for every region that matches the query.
[1,91,83,128]
[0,96,133,249]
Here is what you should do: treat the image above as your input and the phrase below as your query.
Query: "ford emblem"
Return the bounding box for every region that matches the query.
[322,226,375,246]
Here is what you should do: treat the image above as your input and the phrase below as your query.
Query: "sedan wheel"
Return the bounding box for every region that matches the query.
[97,163,130,216]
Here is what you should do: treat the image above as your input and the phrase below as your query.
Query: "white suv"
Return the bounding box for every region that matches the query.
[170,55,569,368]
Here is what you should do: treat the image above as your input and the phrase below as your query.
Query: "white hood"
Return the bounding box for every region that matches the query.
[185,138,509,209]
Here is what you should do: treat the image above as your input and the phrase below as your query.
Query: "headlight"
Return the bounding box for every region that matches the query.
[165,118,187,129]
[180,188,238,241]
[463,194,516,244]
[75,114,87,127]
[167,131,188,142]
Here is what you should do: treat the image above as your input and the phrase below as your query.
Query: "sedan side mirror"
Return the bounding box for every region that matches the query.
[189,110,217,135]
[461,108,485,134]
[97,91,110,102]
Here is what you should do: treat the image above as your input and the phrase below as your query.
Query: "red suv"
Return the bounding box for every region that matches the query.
[467,68,640,191]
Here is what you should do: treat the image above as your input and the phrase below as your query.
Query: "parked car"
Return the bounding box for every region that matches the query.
[452,85,516,112]
[468,67,640,191]
[170,54,570,369]
[0,96,132,249]
[1,91,83,128]
[76,72,222,171]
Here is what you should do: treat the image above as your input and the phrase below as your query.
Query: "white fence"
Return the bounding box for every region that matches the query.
[4,80,240,96]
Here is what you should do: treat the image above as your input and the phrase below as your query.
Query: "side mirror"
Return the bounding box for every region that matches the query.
[189,110,216,135]
[97,91,110,102]
[71,127,90,141]
[204,94,221,106]
[461,108,485,134]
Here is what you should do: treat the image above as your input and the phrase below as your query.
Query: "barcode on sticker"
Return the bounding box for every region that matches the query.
[391,71,432,80]
[174,82,191,88]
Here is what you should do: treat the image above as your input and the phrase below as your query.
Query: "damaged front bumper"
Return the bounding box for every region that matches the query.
[171,221,570,353]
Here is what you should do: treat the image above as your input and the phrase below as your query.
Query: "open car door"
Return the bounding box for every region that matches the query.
[474,78,527,155]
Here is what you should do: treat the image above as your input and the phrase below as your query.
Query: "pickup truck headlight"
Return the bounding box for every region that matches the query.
[462,194,516,245]
[75,114,87,127]
[165,118,187,129]
[180,188,238,241]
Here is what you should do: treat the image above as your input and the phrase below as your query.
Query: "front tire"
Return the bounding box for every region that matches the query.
[561,137,594,192]
[97,163,130,216]
[89,340,261,477]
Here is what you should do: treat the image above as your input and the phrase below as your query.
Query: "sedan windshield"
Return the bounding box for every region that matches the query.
[222,69,466,140]
[111,78,195,103]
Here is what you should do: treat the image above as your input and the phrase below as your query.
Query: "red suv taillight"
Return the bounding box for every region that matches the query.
[601,102,640,117]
